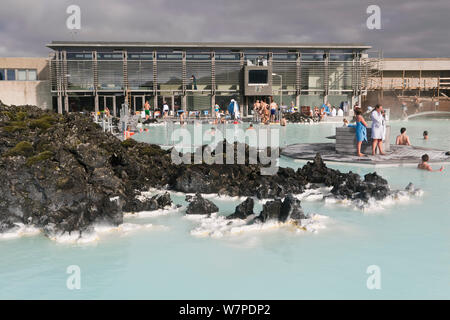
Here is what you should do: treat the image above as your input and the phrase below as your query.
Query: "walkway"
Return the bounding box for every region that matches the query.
[281,143,450,166]
[405,111,450,120]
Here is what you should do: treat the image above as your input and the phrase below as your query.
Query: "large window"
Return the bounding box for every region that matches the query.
[17,70,27,81]
[248,70,268,84]
[28,69,37,81]
[7,69,15,80]
[97,53,123,90]
[0,69,36,81]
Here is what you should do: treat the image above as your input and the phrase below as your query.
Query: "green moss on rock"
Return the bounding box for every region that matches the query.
[25,151,53,166]
[29,116,57,130]
[121,139,137,148]
[4,141,34,157]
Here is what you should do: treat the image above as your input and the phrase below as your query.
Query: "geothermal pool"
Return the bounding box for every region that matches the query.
[0,119,449,299]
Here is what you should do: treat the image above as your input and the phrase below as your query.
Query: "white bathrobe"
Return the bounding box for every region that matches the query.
[233,101,240,119]
[371,110,385,140]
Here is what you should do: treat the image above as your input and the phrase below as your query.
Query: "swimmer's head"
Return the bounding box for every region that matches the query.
[421,154,429,162]
[400,127,406,134]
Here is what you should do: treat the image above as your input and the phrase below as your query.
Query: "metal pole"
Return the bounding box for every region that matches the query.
[280,75,283,106]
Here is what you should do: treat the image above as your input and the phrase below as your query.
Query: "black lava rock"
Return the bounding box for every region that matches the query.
[255,194,308,223]
[227,198,255,220]
[279,194,307,223]
[257,199,283,222]
[364,172,388,186]
[123,192,172,213]
[185,193,219,215]
[284,112,318,123]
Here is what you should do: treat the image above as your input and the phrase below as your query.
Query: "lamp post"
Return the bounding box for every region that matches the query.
[272,73,282,106]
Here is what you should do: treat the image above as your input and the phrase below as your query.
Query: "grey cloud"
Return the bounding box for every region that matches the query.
[0,0,449,57]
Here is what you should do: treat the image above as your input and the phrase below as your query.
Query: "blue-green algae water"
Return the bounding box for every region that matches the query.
[0,119,448,299]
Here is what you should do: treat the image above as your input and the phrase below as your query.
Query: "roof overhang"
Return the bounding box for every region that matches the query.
[46,41,371,50]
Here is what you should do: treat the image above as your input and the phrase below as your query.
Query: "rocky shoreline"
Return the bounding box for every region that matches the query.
[1,104,394,237]
[284,112,318,123]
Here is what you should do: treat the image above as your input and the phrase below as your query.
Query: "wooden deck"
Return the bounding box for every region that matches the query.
[281,143,450,166]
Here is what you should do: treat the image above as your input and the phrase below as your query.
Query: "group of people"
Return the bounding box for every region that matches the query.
[352,104,387,157]
[252,98,287,126]
[351,104,443,172]
[253,98,277,124]
[212,99,241,124]
[314,102,345,120]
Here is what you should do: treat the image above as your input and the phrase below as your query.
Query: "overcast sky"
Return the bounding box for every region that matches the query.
[1,0,449,58]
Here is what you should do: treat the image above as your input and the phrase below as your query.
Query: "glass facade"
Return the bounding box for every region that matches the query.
[48,43,369,113]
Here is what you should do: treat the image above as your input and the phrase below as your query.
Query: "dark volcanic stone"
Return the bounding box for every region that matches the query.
[123,192,172,213]
[279,194,307,223]
[284,112,317,123]
[227,198,255,220]
[405,182,415,192]
[185,193,219,215]
[257,199,283,222]
[364,172,388,186]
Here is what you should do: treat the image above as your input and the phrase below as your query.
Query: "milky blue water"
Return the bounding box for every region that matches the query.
[0,119,449,299]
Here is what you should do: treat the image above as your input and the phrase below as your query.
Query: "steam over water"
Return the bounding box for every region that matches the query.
[0,119,449,299]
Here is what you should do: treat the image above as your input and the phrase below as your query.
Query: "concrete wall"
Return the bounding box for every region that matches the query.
[0,57,52,109]
[0,81,51,109]
[382,58,450,71]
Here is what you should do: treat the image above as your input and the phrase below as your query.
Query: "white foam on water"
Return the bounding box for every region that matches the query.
[323,187,424,213]
[123,205,182,219]
[188,212,328,238]
[47,222,168,244]
[146,187,250,203]
[0,223,41,240]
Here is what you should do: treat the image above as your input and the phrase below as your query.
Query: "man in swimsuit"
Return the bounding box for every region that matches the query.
[144,101,150,120]
[254,100,261,122]
[418,154,443,172]
[396,128,411,146]
[270,99,278,123]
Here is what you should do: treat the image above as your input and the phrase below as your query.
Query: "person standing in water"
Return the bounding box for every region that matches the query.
[396,128,411,146]
[371,104,386,155]
[270,98,278,123]
[423,131,429,140]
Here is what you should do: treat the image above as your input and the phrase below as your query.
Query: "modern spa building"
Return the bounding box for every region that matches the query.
[46,41,374,116]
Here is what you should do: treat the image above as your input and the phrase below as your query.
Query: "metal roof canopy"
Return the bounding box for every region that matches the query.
[47,41,371,50]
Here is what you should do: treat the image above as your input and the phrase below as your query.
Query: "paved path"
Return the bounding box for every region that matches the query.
[405,111,450,120]
[281,143,450,166]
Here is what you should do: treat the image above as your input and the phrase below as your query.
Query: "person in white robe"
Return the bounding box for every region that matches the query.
[233,100,240,120]
[371,104,386,155]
